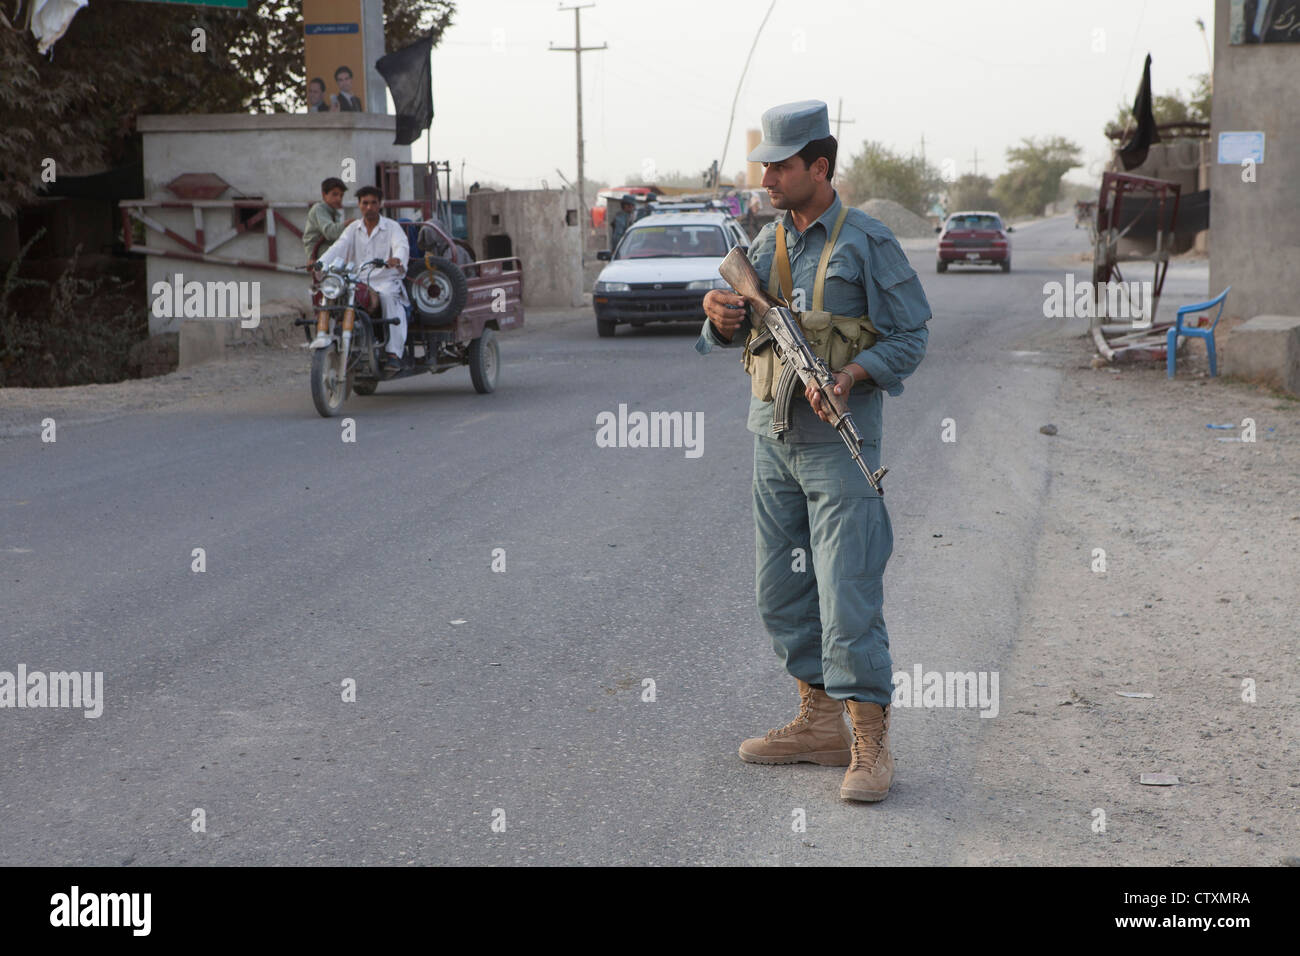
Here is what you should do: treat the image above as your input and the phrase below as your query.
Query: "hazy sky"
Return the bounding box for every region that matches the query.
[414,0,1215,193]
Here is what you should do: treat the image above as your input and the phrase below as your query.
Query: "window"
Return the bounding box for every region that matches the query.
[616,224,729,259]
[484,235,513,259]
[947,214,1003,231]
[234,197,265,234]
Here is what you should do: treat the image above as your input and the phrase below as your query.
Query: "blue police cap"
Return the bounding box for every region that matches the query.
[747,100,832,163]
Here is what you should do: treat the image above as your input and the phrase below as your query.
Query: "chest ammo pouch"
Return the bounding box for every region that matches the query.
[741,206,880,434]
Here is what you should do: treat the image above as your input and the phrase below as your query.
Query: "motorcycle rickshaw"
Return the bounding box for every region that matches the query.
[300,218,524,418]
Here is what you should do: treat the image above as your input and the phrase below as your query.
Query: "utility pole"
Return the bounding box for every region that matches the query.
[834,97,856,142]
[1195,17,1213,92]
[549,3,606,252]
[971,147,979,177]
[715,0,776,196]
[919,133,926,168]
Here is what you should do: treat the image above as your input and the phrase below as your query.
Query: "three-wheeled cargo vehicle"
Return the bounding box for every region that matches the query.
[300,218,524,417]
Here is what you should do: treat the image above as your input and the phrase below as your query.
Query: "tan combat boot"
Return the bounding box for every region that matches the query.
[739,679,853,766]
[840,701,894,802]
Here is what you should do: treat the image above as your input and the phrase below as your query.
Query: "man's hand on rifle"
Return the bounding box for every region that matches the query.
[703,290,746,341]
[807,365,867,423]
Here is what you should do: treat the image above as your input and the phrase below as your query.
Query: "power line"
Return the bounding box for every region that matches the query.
[834,97,856,142]
[550,2,607,249]
[715,0,777,197]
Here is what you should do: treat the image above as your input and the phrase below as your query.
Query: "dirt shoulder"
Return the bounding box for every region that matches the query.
[0,308,588,442]
[955,331,1299,865]
[0,348,307,441]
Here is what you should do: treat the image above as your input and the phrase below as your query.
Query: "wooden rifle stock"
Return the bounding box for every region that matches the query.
[719,248,783,312]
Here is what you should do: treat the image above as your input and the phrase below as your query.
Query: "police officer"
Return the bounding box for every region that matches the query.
[609,195,637,251]
[696,100,931,803]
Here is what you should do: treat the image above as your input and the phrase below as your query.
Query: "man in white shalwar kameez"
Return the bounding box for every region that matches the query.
[315,185,410,374]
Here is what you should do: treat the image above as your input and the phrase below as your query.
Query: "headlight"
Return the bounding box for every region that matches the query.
[686,278,731,290]
[594,281,630,292]
[319,274,344,299]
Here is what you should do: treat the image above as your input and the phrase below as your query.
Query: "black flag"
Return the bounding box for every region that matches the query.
[1118,54,1160,171]
[376,34,434,146]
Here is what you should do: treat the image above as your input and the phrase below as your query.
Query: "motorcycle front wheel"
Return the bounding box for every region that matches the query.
[310,345,350,417]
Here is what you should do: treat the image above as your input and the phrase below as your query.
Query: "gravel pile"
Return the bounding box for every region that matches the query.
[857,198,934,239]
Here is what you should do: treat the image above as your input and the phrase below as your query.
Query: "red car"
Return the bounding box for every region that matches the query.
[936,211,1013,273]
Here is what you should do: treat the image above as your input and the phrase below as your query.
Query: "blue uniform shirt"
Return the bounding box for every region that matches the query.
[695,192,930,442]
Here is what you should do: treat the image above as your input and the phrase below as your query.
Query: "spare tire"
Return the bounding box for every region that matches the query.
[408,255,469,324]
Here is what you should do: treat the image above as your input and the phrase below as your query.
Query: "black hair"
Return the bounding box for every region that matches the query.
[308,77,326,92]
[320,177,347,195]
[796,135,837,179]
[334,66,352,80]
[355,185,382,202]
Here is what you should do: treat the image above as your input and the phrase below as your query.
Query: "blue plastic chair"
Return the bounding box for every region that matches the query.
[1167,286,1231,378]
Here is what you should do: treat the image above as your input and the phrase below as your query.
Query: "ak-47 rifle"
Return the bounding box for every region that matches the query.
[718,247,888,495]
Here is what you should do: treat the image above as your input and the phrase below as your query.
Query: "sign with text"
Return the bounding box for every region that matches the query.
[1217,131,1266,165]
[304,0,366,113]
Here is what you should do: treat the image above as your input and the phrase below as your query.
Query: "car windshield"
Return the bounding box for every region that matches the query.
[947,214,1003,231]
[617,224,729,259]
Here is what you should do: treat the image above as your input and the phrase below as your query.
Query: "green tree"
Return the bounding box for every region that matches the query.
[1188,72,1212,124]
[0,0,455,217]
[945,174,1002,214]
[992,136,1082,217]
[839,141,938,216]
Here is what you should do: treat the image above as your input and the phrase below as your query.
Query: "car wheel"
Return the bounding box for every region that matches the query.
[936,260,948,273]
[596,316,617,337]
[468,328,499,394]
[408,255,469,323]
[1000,259,1011,273]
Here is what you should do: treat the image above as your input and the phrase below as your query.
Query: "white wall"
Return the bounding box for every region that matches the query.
[1210,0,1300,320]
[138,113,412,333]
[468,190,583,308]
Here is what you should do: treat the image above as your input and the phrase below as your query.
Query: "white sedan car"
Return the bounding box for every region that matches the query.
[592,211,750,337]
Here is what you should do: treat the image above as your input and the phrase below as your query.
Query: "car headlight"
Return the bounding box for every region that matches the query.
[594,281,630,293]
[318,274,344,299]
[686,278,731,290]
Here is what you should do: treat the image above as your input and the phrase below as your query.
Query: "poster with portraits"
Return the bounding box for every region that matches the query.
[1230,0,1300,44]
[304,0,367,111]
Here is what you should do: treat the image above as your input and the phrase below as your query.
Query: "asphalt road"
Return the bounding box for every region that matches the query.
[3,216,1125,865]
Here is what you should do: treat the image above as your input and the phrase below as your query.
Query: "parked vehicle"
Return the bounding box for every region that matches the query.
[300,222,523,417]
[592,185,658,229]
[591,209,750,337]
[935,210,1013,273]
[435,199,469,241]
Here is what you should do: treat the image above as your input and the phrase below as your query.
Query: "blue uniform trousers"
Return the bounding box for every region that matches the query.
[752,433,894,705]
